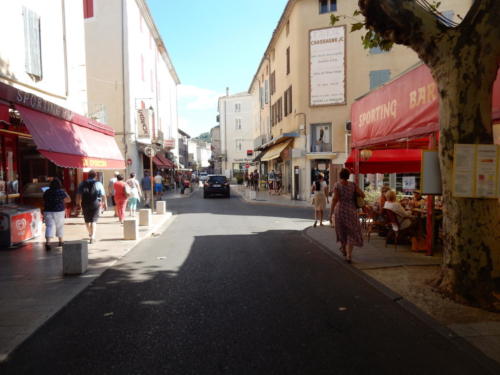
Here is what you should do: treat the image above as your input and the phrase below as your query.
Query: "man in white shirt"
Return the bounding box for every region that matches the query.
[154,172,164,199]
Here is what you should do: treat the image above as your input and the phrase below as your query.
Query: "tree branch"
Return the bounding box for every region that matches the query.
[358,0,449,65]
[458,0,500,58]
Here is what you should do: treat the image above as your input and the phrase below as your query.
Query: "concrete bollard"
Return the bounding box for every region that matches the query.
[63,241,88,275]
[139,209,152,227]
[156,200,166,215]
[123,218,138,240]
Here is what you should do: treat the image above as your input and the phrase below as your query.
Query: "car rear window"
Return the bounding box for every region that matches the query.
[208,176,227,183]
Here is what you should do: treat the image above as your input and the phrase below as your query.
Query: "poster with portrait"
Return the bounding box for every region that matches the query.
[310,124,332,153]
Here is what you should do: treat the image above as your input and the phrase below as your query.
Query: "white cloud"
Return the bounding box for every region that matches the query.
[178,85,224,111]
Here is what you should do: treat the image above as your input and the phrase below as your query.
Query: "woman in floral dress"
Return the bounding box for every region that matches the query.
[330,168,365,263]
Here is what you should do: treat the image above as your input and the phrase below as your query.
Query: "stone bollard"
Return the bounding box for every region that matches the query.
[63,241,88,275]
[123,218,138,240]
[156,200,166,215]
[139,209,152,226]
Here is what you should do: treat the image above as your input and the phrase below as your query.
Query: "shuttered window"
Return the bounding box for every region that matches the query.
[23,7,42,80]
[369,69,391,90]
[264,80,269,104]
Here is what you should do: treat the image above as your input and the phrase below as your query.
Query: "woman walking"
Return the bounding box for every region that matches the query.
[43,178,71,250]
[126,172,142,217]
[311,174,329,227]
[330,168,365,263]
[113,174,129,224]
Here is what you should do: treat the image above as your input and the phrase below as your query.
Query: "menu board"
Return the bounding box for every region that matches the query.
[310,26,346,106]
[452,144,499,198]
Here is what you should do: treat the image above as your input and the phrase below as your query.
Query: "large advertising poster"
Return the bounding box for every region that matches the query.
[310,26,346,106]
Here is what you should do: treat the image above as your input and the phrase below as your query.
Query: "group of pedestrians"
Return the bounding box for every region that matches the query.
[311,168,365,263]
[42,169,157,249]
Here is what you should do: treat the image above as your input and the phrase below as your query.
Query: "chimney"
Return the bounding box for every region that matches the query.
[226,87,229,97]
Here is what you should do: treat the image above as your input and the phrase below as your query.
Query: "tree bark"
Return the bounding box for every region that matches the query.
[359,0,500,307]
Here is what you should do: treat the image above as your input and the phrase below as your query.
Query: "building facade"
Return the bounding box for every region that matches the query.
[84,0,180,184]
[0,0,124,210]
[177,129,190,169]
[249,0,471,200]
[210,125,222,174]
[217,92,254,178]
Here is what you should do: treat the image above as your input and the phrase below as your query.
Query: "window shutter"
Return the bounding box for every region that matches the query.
[23,7,42,79]
[264,80,269,104]
[260,87,264,109]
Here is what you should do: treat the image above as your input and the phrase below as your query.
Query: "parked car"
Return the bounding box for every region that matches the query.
[203,175,230,198]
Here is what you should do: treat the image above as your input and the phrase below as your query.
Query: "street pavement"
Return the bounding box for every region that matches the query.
[1,189,497,374]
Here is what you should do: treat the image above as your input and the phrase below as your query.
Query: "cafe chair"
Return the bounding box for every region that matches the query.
[365,206,386,242]
[384,209,413,250]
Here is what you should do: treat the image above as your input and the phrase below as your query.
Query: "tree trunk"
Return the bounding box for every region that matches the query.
[431,49,500,308]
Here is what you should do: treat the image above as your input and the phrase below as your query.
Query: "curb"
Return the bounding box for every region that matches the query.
[301,229,500,374]
[0,212,176,364]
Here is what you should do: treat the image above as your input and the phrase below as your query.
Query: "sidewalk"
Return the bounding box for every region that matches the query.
[305,225,500,366]
[234,185,311,208]
[0,206,175,362]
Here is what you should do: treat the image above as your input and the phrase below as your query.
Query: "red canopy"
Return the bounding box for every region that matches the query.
[352,64,500,149]
[345,149,422,174]
[153,154,174,169]
[18,107,125,170]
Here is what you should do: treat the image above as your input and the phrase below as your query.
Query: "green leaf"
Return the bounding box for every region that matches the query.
[353,9,362,17]
[351,22,365,32]
[330,14,340,26]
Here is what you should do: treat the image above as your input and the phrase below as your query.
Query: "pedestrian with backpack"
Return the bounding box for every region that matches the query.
[76,170,107,244]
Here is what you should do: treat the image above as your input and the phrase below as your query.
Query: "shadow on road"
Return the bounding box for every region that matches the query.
[1,228,492,375]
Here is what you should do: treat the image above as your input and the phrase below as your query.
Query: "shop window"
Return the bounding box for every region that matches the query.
[23,7,42,80]
[369,69,391,90]
[319,0,337,14]
[83,0,94,19]
[310,123,332,153]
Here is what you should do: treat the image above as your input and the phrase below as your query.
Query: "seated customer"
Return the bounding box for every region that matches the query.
[410,190,425,209]
[384,190,414,230]
[377,185,390,213]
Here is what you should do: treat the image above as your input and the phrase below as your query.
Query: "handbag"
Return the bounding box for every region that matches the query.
[353,184,366,208]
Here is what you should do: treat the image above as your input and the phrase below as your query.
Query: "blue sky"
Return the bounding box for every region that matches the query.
[146,0,288,138]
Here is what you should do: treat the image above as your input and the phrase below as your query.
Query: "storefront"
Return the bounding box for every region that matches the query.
[348,63,500,255]
[0,81,125,246]
[260,138,293,193]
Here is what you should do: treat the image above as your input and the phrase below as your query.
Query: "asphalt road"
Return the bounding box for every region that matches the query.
[0,190,496,374]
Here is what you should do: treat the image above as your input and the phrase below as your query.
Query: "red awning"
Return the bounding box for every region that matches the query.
[153,154,174,168]
[345,149,422,174]
[18,106,125,170]
[352,64,500,148]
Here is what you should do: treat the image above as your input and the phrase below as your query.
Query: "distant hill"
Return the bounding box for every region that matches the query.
[194,132,211,143]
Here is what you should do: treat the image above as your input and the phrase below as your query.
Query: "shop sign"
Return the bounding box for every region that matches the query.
[246,150,253,156]
[136,108,151,138]
[127,158,133,166]
[11,86,72,120]
[164,139,176,149]
[83,158,108,168]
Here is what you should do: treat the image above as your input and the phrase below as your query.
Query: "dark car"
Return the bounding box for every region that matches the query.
[203,175,230,198]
